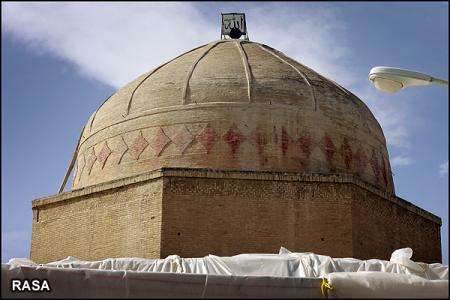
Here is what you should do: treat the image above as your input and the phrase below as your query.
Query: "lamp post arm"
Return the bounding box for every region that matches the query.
[431,77,448,86]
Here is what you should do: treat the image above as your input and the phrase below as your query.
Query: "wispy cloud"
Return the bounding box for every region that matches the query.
[440,161,448,177]
[391,155,413,167]
[2,2,414,153]
[2,2,217,87]
[1,3,355,87]
[247,5,355,87]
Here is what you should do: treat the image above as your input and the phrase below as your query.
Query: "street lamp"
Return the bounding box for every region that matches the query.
[368,66,448,93]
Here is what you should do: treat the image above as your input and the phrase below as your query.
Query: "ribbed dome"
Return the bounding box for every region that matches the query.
[72,40,394,193]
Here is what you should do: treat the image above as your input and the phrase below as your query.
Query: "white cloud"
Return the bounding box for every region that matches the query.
[2,2,413,151]
[1,231,31,262]
[2,2,217,87]
[1,3,354,87]
[247,5,356,87]
[391,155,413,167]
[440,161,448,177]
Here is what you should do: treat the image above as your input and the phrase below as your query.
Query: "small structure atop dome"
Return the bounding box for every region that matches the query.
[30,19,442,266]
[221,13,249,40]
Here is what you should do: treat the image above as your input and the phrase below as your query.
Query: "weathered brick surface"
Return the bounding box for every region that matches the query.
[73,40,394,195]
[31,169,441,264]
[31,179,163,263]
[351,187,442,262]
[161,178,353,258]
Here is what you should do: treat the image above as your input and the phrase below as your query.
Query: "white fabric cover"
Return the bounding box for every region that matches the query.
[326,272,448,298]
[1,265,323,299]
[2,247,448,298]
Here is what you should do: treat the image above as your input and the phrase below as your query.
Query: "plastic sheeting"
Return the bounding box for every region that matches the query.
[1,266,323,299]
[2,247,448,298]
[7,247,447,279]
[326,272,448,298]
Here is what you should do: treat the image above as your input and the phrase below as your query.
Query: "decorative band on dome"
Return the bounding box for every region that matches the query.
[72,40,393,194]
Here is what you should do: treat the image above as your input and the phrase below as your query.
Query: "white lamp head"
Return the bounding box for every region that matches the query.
[369,66,433,93]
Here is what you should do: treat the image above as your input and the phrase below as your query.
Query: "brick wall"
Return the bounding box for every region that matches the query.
[31,168,441,264]
[161,177,353,258]
[159,170,441,262]
[31,178,163,263]
[351,187,442,262]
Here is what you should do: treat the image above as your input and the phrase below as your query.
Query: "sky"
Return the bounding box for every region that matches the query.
[2,2,448,264]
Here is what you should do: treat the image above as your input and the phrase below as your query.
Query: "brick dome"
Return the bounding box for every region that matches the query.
[72,40,394,193]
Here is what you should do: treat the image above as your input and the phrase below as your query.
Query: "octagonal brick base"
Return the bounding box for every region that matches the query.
[31,168,441,264]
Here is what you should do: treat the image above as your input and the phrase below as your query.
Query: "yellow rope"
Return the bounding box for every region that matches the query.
[321,277,333,298]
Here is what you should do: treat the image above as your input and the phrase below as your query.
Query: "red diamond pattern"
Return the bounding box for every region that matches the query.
[171,126,194,154]
[223,124,245,156]
[197,124,217,154]
[298,133,313,158]
[130,131,149,160]
[354,145,367,173]
[151,127,171,157]
[250,126,268,154]
[86,147,97,175]
[340,137,353,170]
[321,135,336,163]
[250,127,268,146]
[97,141,112,169]
[280,126,290,157]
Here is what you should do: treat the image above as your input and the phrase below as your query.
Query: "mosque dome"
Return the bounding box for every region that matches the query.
[72,39,394,193]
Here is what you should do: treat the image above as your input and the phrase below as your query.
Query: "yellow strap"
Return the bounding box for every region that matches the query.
[321,277,333,298]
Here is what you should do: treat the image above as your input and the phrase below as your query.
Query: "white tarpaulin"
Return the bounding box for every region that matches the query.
[2,247,448,298]
[325,271,447,299]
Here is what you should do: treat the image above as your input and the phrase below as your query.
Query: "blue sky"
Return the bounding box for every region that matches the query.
[2,2,448,263]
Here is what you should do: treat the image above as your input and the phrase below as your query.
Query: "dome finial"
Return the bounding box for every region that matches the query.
[221,13,249,40]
